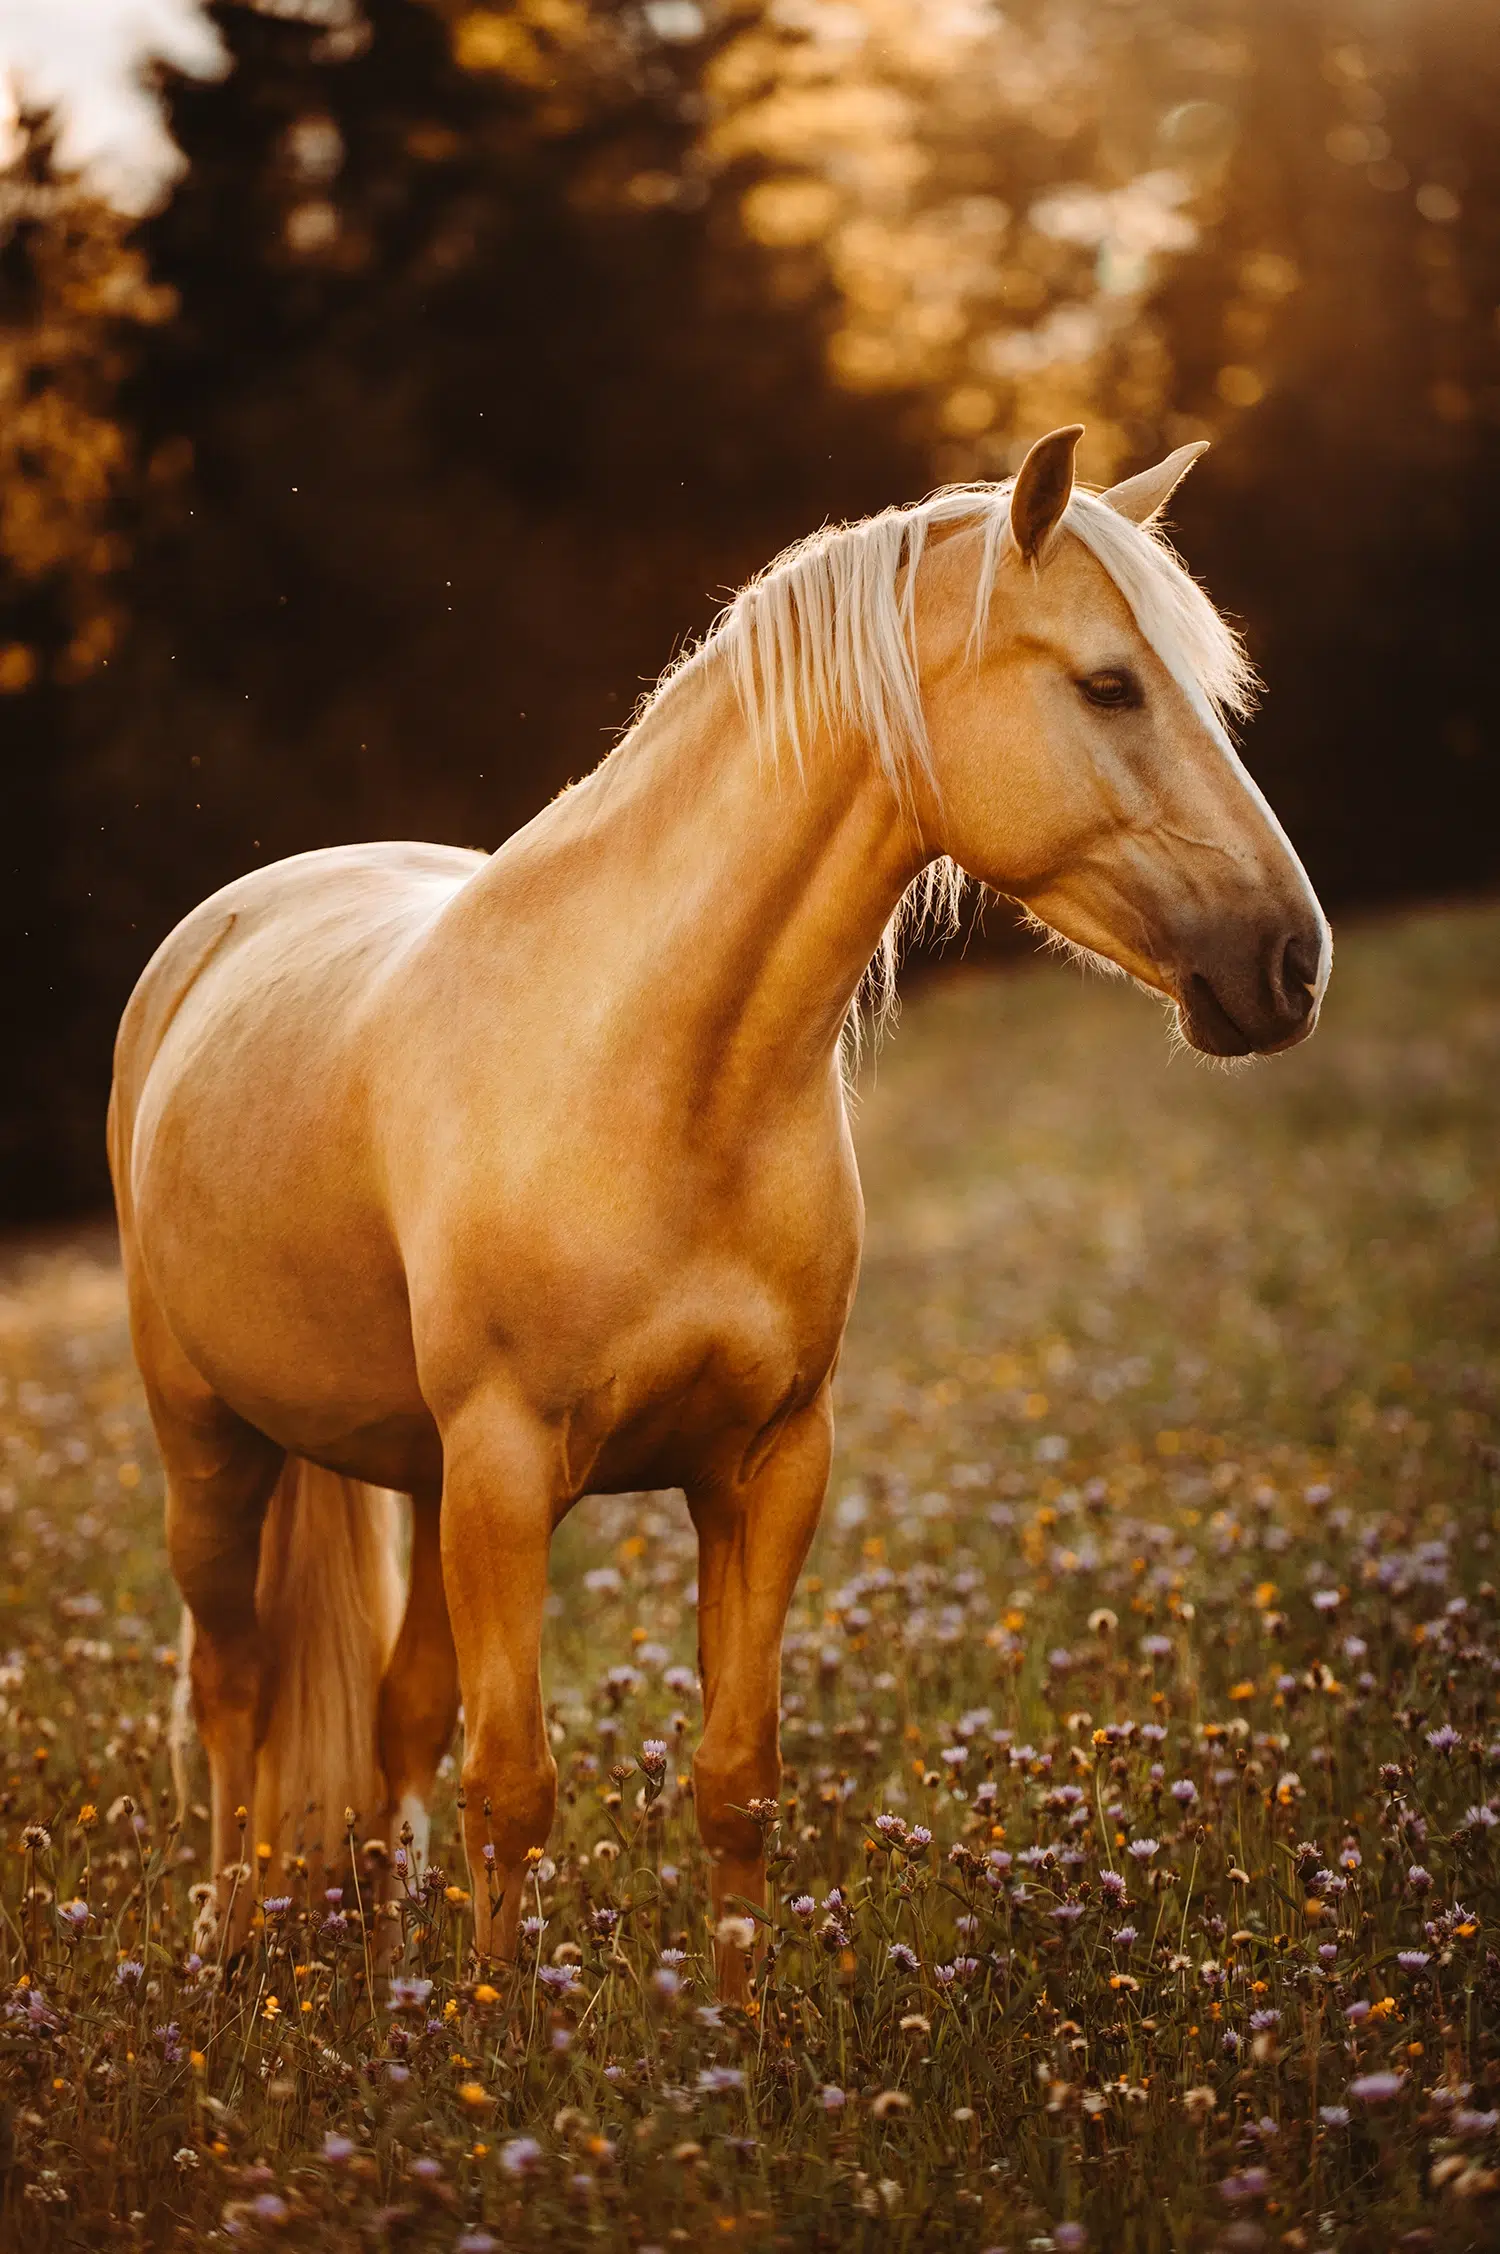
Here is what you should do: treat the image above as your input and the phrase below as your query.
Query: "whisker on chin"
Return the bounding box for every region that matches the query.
[1164,1002,1262,1074]
[1014,904,1125,984]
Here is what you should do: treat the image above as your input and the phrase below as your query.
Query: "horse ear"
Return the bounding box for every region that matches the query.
[1008,424,1084,564]
[1101,439,1209,525]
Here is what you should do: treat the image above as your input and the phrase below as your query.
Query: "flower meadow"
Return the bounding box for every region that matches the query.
[3,901,1500,2253]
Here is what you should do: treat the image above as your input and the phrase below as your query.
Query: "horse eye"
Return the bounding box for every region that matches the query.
[1078,668,1141,710]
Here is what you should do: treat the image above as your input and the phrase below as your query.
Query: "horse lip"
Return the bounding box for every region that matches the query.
[1180,971,1256,1058]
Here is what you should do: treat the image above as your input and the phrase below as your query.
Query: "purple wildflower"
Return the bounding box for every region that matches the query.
[499,2137,544,2176]
[388,1976,433,2011]
[1349,2072,1406,2105]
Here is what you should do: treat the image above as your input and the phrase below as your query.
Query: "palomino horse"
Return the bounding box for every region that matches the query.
[110,427,1329,1989]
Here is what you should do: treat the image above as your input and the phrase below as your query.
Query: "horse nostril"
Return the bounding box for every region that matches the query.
[1281,932,1321,1010]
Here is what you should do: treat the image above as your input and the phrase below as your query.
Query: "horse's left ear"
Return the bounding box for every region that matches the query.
[1102,439,1210,525]
[1009,424,1084,564]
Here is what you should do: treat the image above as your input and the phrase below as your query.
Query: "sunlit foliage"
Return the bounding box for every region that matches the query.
[0,146,176,686]
[703,0,1242,479]
[3,0,1498,684]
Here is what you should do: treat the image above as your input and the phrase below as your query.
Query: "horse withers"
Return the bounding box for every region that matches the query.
[109,427,1329,1991]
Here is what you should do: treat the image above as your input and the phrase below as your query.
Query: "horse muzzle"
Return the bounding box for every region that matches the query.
[1175,923,1328,1058]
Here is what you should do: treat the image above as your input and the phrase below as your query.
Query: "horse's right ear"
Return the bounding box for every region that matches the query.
[1008,424,1084,565]
[1101,439,1209,525]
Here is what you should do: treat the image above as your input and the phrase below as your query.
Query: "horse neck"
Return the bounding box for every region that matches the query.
[527,656,925,1108]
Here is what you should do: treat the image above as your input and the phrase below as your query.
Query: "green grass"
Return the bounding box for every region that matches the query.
[4,898,1500,2252]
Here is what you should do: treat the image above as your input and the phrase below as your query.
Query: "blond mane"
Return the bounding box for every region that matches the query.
[644,477,1258,1053]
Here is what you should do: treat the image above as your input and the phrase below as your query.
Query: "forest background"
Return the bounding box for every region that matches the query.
[2,0,1497,1220]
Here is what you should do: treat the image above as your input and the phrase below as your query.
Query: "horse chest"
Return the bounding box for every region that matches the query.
[583,1285,844,1493]
[461,1169,860,1493]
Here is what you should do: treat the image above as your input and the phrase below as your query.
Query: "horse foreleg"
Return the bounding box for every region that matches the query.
[378,1492,460,1895]
[689,1389,832,2001]
[438,1398,559,1965]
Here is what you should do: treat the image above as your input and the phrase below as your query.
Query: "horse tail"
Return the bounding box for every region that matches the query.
[169,1603,196,1826]
[252,1460,406,1878]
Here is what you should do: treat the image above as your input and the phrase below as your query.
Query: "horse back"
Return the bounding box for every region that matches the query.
[113,843,484,1136]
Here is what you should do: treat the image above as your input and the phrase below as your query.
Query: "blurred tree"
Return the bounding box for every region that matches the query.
[0,130,183,1208]
[0,131,176,687]
[705,0,1241,481]
[1156,0,1500,899]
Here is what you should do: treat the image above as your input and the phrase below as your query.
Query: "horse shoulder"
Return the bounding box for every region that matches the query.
[400,1068,862,1473]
